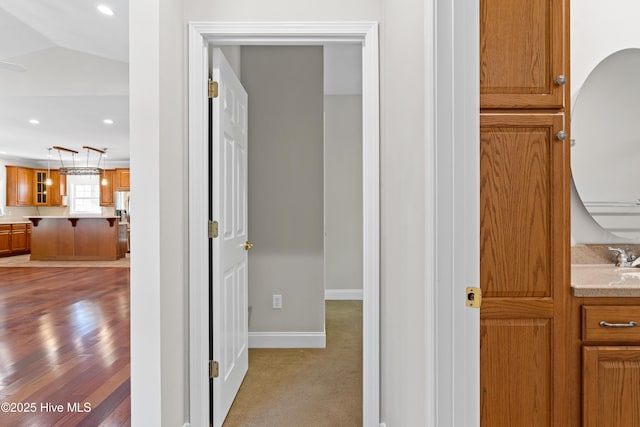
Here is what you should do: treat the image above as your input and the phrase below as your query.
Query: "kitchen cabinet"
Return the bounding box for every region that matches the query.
[10,223,28,252]
[6,166,66,207]
[33,169,48,205]
[480,0,566,109]
[582,305,640,427]
[48,170,66,206]
[100,169,115,206]
[6,166,34,207]
[0,223,32,256]
[0,225,11,255]
[114,168,130,191]
[479,0,572,425]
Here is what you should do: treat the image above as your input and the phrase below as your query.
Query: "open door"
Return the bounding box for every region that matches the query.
[209,48,249,427]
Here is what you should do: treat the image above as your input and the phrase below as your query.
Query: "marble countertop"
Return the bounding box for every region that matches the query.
[572,264,640,297]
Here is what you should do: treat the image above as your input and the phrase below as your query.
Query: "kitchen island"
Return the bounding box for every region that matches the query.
[27,216,127,261]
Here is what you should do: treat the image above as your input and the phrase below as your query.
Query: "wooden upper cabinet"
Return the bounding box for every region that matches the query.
[480,0,566,109]
[114,168,130,191]
[47,170,66,206]
[100,169,115,206]
[6,166,33,207]
[33,170,48,206]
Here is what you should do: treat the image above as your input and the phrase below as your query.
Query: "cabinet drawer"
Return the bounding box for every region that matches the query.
[583,306,640,342]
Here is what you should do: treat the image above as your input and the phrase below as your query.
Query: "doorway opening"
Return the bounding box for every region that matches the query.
[188,22,380,427]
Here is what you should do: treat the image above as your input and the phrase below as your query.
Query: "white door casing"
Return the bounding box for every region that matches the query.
[188,22,380,427]
[210,48,249,427]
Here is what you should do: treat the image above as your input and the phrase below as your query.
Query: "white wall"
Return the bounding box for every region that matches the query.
[571,1,640,101]
[324,95,363,294]
[131,0,428,425]
[241,46,325,335]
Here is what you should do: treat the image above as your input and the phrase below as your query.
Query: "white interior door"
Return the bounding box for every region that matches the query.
[210,48,249,427]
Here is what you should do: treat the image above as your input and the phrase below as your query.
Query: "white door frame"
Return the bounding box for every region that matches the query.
[188,22,380,427]
[430,0,480,425]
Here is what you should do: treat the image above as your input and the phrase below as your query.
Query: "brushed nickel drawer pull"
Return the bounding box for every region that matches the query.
[599,320,638,328]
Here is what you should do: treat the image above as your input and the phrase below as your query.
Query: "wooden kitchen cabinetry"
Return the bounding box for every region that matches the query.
[48,170,66,206]
[5,166,66,207]
[581,303,640,427]
[33,169,48,205]
[0,223,32,256]
[6,166,34,207]
[0,225,11,255]
[480,0,572,425]
[114,168,130,191]
[100,169,115,206]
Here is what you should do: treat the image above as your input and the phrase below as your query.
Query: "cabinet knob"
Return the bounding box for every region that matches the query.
[556,130,568,141]
[555,75,567,86]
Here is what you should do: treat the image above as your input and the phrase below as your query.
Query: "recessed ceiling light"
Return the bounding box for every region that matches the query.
[103,119,114,125]
[29,119,39,125]
[97,5,115,16]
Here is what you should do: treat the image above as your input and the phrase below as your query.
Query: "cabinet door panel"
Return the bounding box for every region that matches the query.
[583,347,640,427]
[11,224,27,252]
[481,319,552,426]
[480,0,565,108]
[480,114,565,297]
[0,225,11,254]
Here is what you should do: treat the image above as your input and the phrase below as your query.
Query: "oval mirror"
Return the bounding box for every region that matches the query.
[572,48,640,240]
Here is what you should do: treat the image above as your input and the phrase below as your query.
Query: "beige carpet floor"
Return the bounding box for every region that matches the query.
[223,300,363,427]
[0,253,130,267]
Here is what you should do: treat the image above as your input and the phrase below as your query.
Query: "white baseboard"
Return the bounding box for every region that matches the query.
[249,331,326,348]
[379,423,387,427]
[325,288,363,300]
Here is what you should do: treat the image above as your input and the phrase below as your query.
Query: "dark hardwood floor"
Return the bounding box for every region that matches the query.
[0,267,130,426]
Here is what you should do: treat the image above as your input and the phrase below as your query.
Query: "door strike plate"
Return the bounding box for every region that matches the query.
[466,287,482,309]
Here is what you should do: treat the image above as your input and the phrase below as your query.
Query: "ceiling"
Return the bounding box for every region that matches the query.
[0,0,129,163]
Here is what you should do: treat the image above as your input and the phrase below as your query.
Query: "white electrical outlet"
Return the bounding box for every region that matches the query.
[272,294,282,309]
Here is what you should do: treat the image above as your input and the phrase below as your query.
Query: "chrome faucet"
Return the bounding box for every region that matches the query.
[608,247,640,267]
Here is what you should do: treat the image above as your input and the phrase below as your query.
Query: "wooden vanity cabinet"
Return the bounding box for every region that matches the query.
[581,302,640,427]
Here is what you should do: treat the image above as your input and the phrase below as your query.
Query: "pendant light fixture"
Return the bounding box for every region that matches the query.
[45,147,53,186]
[53,146,107,176]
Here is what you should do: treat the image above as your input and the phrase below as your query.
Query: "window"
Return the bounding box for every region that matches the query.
[68,175,101,214]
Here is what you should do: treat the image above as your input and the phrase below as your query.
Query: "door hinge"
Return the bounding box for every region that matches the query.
[209,360,219,379]
[208,80,219,98]
[466,287,482,309]
[208,220,219,238]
